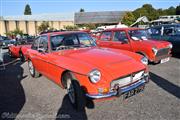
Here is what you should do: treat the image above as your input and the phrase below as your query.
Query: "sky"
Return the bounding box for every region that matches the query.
[0,0,179,16]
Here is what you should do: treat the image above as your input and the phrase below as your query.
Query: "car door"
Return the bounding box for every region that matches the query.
[30,35,49,75]
[96,31,112,47]
[110,30,132,51]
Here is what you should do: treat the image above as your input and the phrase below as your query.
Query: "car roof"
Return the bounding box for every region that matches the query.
[151,24,180,28]
[104,27,144,31]
[41,31,87,36]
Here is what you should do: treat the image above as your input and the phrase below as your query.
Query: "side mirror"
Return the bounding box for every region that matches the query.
[38,48,46,53]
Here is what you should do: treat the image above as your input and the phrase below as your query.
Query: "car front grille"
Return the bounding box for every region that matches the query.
[156,48,170,57]
[111,71,145,90]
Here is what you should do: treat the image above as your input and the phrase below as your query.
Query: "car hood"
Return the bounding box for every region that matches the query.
[53,47,145,81]
[140,39,170,49]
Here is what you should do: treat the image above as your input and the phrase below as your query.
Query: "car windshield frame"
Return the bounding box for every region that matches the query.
[128,29,151,40]
[50,33,96,51]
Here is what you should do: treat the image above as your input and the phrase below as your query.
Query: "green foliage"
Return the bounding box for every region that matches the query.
[176,5,180,15]
[64,25,79,31]
[37,22,50,32]
[121,12,136,26]
[5,28,24,36]
[24,4,32,15]
[121,4,178,26]
[80,8,85,12]
[133,4,158,21]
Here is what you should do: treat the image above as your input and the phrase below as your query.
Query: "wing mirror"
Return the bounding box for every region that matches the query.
[38,48,46,53]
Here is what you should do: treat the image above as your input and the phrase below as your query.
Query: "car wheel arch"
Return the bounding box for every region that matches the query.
[61,70,77,89]
[136,51,149,59]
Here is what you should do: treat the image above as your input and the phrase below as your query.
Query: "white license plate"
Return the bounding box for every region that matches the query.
[161,57,170,63]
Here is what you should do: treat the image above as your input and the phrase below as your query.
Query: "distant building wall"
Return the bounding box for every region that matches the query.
[0,20,74,36]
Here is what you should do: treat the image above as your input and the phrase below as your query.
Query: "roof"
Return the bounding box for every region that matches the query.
[41,31,86,36]
[104,27,143,31]
[74,11,127,24]
[1,13,74,21]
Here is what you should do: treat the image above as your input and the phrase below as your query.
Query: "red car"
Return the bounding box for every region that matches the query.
[27,31,149,110]
[9,44,31,62]
[96,28,172,64]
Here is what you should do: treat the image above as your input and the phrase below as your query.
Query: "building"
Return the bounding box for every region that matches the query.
[0,13,74,36]
[74,11,126,25]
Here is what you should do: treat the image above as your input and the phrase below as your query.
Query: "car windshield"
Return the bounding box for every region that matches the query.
[128,29,151,40]
[50,33,96,51]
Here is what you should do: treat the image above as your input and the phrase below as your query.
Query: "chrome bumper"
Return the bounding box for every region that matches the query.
[86,79,146,99]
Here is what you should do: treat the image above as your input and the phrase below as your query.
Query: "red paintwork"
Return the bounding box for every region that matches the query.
[9,44,31,59]
[97,28,172,62]
[27,31,148,96]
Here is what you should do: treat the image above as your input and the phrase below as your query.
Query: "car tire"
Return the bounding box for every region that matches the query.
[8,49,13,58]
[19,52,25,62]
[65,72,86,111]
[28,60,40,78]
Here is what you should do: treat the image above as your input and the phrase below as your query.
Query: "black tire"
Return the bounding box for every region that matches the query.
[65,72,86,111]
[19,52,25,62]
[8,49,13,58]
[28,60,40,78]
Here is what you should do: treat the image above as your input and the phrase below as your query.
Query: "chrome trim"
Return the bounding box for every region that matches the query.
[86,79,146,99]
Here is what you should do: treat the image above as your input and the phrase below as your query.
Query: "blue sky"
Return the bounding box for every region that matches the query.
[0,0,179,16]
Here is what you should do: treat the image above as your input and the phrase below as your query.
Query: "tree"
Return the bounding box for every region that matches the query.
[37,22,50,33]
[80,8,85,12]
[64,25,78,31]
[176,5,180,15]
[133,4,158,21]
[121,12,136,26]
[24,4,32,15]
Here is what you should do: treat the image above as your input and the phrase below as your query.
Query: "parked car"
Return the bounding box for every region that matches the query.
[9,36,33,62]
[96,28,172,64]
[26,31,149,110]
[9,44,31,62]
[147,24,180,53]
[0,36,16,49]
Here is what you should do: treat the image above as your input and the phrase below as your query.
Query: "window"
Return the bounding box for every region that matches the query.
[31,36,48,51]
[63,34,79,46]
[77,33,94,46]
[113,31,128,42]
[39,36,48,52]
[148,28,161,35]
[100,31,112,41]
[31,37,40,50]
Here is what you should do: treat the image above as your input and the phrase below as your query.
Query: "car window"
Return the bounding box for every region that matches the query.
[77,33,94,46]
[148,28,161,35]
[39,36,48,52]
[113,31,128,42]
[62,34,79,46]
[100,31,112,41]
[31,37,40,50]
[163,27,174,36]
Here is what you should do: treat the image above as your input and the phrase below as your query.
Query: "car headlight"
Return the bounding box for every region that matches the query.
[168,44,173,49]
[89,69,101,83]
[152,47,158,55]
[141,57,148,65]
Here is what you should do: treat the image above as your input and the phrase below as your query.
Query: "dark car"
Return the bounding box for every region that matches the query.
[147,24,180,53]
[0,36,16,49]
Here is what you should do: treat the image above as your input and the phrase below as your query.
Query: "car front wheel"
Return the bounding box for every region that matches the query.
[19,52,25,62]
[65,72,86,111]
[28,60,40,78]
